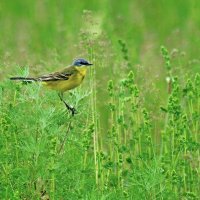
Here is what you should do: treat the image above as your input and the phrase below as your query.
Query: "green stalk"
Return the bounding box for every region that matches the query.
[50,173,55,200]
[2,164,15,197]
[88,46,99,186]
[117,91,122,187]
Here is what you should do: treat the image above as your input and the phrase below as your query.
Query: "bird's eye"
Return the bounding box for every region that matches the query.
[80,61,86,65]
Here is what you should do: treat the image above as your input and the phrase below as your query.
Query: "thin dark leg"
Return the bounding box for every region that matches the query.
[58,92,77,116]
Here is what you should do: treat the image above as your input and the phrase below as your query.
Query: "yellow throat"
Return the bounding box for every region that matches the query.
[75,66,88,77]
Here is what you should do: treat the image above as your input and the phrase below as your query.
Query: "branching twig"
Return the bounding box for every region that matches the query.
[58,120,72,154]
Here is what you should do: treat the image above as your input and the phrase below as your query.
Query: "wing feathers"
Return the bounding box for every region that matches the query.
[38,72,72,81]
[10,66,76,82]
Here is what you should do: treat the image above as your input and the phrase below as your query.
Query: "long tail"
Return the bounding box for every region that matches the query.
[10,77,37,83]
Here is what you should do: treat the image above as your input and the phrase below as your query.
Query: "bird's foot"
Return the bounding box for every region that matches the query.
[64,103,77,116]
[68,106,77,116]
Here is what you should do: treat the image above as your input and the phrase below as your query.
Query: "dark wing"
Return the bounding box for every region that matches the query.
[37,66,76,82]
[38,72,71,81]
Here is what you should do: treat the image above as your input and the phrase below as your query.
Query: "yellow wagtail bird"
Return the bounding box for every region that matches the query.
[10,58,93,115]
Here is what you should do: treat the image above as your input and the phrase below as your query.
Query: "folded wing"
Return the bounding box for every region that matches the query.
[37,66,76,82]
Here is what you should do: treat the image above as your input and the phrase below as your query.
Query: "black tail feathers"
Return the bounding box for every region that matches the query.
[10,77,37,83]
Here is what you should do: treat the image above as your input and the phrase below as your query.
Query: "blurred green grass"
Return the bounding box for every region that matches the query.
[0,0,200,199]
[1,0,200,109]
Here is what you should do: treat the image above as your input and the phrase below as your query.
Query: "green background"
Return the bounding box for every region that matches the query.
[0,0,200,199]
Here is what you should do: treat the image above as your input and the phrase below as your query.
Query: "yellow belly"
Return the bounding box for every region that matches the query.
[44,67,87,92]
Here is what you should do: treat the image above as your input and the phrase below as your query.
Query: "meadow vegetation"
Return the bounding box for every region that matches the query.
[0,1,200,199]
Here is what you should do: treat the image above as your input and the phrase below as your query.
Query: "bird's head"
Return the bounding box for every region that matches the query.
[72,58,93,67]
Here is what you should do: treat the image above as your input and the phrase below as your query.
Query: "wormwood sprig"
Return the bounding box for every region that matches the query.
[161,46,173,94]
[194,73,200,98]
[141,109,153,156]
[107,80,116,113]
[167,77,181,119]
[118,40,131,69]
[82,123,95,170]
[161,46,172,71]
[47,133,58,199]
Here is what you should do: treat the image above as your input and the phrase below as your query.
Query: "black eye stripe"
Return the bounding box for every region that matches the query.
[80,61,87,65]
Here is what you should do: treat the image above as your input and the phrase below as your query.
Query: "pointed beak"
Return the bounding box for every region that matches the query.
[87,63,93,66]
